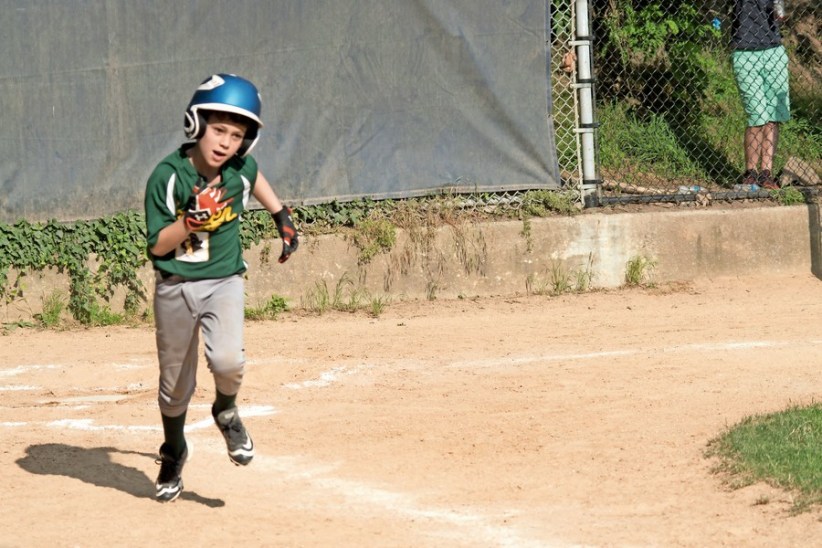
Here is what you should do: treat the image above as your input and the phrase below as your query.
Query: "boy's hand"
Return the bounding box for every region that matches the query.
[272,207,299,263]
[184,186,233,230]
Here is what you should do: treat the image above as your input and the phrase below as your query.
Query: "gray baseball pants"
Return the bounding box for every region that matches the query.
[153,273,245,417]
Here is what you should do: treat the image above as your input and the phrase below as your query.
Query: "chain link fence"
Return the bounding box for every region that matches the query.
[296,0,818,213]
[573,0,820,206]
[552,2,586,198]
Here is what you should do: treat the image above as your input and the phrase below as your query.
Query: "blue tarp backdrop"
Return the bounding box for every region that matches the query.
[1,1,559,222]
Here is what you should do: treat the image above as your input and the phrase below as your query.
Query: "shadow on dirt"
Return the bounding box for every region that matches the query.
[16,443,224,508]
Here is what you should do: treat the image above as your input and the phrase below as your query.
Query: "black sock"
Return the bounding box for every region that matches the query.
[161,412,187,459]
[212,390,237,417]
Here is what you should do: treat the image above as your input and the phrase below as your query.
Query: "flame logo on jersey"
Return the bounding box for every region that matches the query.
[176,205,238,232]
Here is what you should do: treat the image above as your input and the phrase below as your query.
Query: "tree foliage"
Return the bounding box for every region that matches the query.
[594,0,720,117]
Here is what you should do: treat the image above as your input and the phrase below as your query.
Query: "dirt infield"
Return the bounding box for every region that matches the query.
[2,273,822,547]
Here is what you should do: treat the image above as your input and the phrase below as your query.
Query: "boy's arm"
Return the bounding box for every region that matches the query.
[145,167,189,258]
[252,171,298,263]
[251,171,284,213]
[149,185,233,257]
[150,218,191,257]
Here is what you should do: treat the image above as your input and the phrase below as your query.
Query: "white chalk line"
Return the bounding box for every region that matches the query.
[0,385,150,396]
[448,339,822,369]
[0,364,59,377]
[1,405,278,433]
[5,338,820,546]
[0,361,149,377]
[2,358,549,544]
[184,405,278,432]
[0,362,150,393]
[0,340,822,408]
[252,454,553,548]
[282,363,371,390]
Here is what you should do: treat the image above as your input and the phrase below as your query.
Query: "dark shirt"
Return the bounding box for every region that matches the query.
[730,0,782,51]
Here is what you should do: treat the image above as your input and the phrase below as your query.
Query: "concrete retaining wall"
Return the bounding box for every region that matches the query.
[252,203,821,304]
[3,203,820,321]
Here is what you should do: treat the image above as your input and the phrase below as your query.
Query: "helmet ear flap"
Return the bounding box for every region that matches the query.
[183,108,208,140]
[240,129,260,157]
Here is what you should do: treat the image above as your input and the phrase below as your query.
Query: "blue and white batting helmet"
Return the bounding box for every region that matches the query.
[184,73,263,157]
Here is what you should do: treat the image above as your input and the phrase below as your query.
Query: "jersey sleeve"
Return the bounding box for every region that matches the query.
[239,154,259,192]
[223,154,259,211]
[144,163,180,251]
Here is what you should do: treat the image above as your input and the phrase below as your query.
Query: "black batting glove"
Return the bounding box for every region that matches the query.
[272,207,299,263]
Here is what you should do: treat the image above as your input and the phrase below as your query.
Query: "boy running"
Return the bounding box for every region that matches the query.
[144,73,298,502]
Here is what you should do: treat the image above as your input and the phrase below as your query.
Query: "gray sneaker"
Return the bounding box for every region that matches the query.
[213,407,254,466]
[155,443,188,502]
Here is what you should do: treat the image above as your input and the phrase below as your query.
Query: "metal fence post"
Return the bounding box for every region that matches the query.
[571,0,601,207]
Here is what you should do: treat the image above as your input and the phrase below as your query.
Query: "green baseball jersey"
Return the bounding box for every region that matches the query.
[144,144,258,279]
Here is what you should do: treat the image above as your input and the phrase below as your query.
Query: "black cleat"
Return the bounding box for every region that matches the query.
[155,443,188,502]
[214,407,254,466]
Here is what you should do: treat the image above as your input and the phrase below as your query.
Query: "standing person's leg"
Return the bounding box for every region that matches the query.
[744,125,764,172]
[153,274,201,501]
[744,123,781,189]
[734,49,768,185]
[199,274,255,465]
[758,46,790,187]
[760,122,779,174]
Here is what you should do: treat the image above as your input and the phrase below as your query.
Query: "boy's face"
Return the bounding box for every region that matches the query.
[195,113,248,170]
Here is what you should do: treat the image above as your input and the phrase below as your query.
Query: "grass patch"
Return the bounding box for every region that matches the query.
[301,273,370,314]
[368,294,390,318]
[245,294,289,321]
[526,255,594,296]
[351,217,397,266]
[625,255,657,287]
[301,279,334,314]
[300,274,390,316]
[772,186,807,206]
[521,189,580,217]
[34,290,66,328]
[706,403,822,514]
[86,303,126,327]
[2,320,36,333]
[598,102,706,182]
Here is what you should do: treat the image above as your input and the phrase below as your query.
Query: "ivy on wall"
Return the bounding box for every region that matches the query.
[0,191,579,325]
[0,211,148,324]
[0,209,284,325]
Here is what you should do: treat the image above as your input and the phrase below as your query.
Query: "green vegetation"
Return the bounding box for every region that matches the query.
[299,272,389,316]
[0,190,579,327]
[599,103,707,184]
[84,304,128,327]
[521,189,580,217]
[625,255,657,287]
[772,186,807,206]
[526,254,594,296]
[707,403,822,514]
[595,1,820,189]
[245,294,289,321]
[575,254,595,293]
[34,290,65,328]
[368,294,390,318]
[5,1,815,326]
[350,217,397,266]
[0,211,147,326]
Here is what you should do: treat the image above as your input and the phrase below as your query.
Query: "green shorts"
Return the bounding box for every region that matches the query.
[732,46,790,127]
